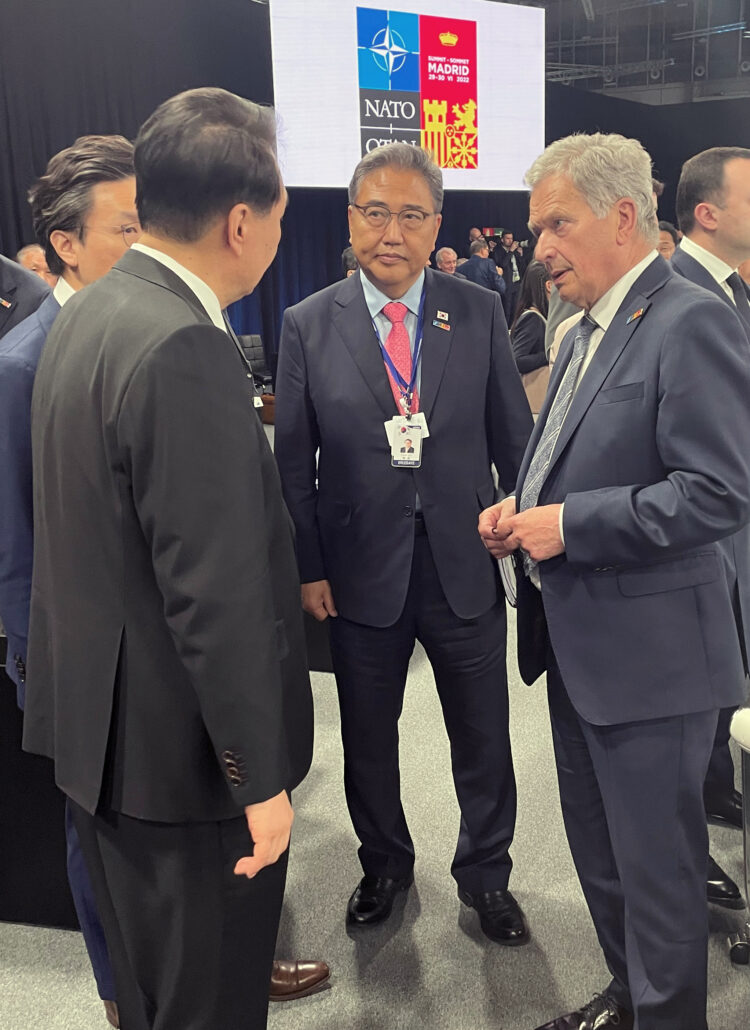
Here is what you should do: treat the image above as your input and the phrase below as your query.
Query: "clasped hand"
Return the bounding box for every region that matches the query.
[478,496,565,562]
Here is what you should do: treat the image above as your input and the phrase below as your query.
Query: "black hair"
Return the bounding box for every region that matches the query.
[135,87,281,242]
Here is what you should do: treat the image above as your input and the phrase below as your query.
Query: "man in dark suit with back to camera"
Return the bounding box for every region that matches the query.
[275,143,533,944]
[671,145,750,900]
[23,88,314,1030]
[480,133,750,1030]
[461,237,506,297]
[0,134,140,1030]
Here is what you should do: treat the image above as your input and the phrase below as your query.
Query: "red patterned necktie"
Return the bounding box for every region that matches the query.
[382,301,419,414]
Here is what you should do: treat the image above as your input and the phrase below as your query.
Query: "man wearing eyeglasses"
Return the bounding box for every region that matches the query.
[275,143,533,942]
[0,133,138,1029]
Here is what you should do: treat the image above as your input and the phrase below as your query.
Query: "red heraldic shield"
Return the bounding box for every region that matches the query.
[418,15,478,169]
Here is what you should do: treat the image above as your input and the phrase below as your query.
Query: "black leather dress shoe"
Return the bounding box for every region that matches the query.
[705,788,743,829]
[458,888,529,945]
[534,992,634,1029]
[707,854,745,909]
[346,874,413,926]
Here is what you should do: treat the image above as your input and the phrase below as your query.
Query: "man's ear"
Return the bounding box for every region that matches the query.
[614,197,638,244]
[692,201,720,233]
[49,229,79,270]
[226,203,251,256]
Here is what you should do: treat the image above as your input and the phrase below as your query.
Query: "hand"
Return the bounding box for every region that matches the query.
[497,267,504,276]
[478,496,517,558]
[235,790,294,878]
[505,504,564,562]
[301,579,337,621]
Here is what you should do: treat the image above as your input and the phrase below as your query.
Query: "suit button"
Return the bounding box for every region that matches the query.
[402,506,413,517]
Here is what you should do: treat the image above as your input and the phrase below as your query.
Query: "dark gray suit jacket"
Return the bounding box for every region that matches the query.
[274,268,532,627]
[516,257,750,724]
[23,250,313,822]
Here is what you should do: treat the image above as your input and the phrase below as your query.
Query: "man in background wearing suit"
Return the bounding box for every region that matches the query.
[275,143,533,944]
[434,246,466,278]
[480,133,750,1030]
[23,88,314,1030]
[672,148,750,845]
[494,230,527,322]
[0,133,139,1029]
[0,253,49,341]
[461,237,506,297]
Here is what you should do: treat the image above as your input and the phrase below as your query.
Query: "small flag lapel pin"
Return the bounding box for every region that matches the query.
[626,307,644,325]
[436,309,449,321]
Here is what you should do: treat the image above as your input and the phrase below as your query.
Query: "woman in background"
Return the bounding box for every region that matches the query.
[510,260,551,375]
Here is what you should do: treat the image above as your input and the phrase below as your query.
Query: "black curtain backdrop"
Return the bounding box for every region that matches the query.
[2,1,749,367]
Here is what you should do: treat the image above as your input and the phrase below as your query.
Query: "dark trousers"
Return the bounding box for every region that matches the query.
[547,651,716,1030]
[71,802,287,1030]
[329,524,516,895]
[64,801,116,1000]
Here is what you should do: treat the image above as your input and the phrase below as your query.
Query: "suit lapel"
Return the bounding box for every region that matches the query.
[331,273,395,419]
[521,258,671,493]
[112,249,215,326]
[0,271,17,336]
[546,295,650,471]
[419,268,454,423]
[672,248,729,305]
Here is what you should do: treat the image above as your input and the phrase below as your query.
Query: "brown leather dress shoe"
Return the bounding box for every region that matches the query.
[534,992,634,1029]
[103,1000,120,1027]
[269,959,330,1002]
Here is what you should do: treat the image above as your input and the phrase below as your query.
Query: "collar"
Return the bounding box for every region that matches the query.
[131,242,225,330]
[53,276,77,307]
[589,251,660,331]
[679,236,736,286]
[360,268,425,320]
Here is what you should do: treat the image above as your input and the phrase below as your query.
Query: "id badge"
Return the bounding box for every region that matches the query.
[386,417,423,468]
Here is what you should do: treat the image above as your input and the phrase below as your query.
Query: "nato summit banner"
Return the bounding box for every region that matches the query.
[357,9,479,169]
[270,0,544,191]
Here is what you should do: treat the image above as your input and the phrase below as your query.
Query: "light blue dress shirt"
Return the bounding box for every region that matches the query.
[360,269,425,396]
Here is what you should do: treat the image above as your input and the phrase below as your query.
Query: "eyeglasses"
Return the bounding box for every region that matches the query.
[352,204,437,231]
[82,222,142,248]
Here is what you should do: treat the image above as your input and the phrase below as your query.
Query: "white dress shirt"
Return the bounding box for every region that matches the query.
[678,236,737,304]
[52,276,76,308]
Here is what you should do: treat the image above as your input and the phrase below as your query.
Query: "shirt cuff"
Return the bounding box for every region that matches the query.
[559,502,565,546]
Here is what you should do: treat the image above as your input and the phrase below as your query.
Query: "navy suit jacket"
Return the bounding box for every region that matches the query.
[460,254,506,296]
[515,257,750,725]
[275,268,532,627]
[0,293,61,703]
[671,244,750,666]
[0,255,49,341]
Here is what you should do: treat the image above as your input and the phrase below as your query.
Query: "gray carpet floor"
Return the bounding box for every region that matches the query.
[1,620,748,1029]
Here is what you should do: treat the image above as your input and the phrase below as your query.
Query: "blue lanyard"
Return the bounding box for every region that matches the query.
[371,289,426,415]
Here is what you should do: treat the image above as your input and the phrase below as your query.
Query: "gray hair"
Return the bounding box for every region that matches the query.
[348,143,443,213]
[435,246,457,264]
[526,133,658,245]
[16,243,45,264]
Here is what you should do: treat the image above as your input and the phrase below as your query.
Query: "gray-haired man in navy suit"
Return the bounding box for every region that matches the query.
[481,133,750,1030]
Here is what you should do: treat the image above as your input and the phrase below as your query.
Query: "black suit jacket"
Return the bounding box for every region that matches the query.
[23,250,313,822]
[274,268,532,627]
[0,254,49,341]
[494,245,526,287]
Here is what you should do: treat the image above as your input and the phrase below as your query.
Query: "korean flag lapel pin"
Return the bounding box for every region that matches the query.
[433,309,451,331]
[626,307,644,325]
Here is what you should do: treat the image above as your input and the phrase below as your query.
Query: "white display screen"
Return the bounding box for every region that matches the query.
[269,0,545,191]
